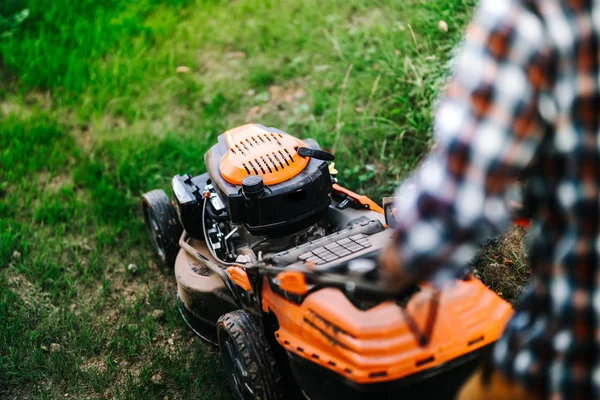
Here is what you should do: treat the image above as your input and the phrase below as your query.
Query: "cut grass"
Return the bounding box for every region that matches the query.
[473,226,530,305]
[0,0,529,399]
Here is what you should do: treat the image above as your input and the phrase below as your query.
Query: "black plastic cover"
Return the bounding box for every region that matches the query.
[171,173,208,239]
[205,130,332,236]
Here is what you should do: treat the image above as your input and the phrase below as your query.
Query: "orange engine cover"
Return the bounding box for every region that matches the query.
[219,124,310,186]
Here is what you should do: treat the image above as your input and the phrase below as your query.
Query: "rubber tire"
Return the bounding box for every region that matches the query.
[141,189,182,269]
[217,310,284,400]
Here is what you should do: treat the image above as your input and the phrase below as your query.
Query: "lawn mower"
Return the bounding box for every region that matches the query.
[141,123,513,400]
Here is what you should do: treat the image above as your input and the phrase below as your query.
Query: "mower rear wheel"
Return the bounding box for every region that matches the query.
[217,310,284,400]
[141,189,182,269]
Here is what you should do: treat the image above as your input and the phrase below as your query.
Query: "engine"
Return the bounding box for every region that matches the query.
[171,124,333,264]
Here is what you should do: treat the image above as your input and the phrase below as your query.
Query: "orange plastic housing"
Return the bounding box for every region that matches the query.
[332,183,385,214]
[219,124,310,186]
[261,278,512,384]
[226,266,252,291]
[277,270,309,295]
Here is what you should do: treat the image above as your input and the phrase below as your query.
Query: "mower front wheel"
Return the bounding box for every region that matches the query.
[217,310,284,400]
[141,189,182,270]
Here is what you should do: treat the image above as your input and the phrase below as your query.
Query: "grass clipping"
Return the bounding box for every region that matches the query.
[473,226,530,305]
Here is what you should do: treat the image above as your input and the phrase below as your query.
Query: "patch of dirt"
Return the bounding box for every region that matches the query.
[0,100,22,116]
[72,123,94,151]
[72,251,190,398]
[347,8,389,30]
[244,80,310,123]
[99,114,128,132]
[146,106,190,136]
[3,271,54,310]
[474,226,530,305]
[47,233,96,277]
[0,90,52,117]
[48,175,72,192]
[107,257,174,306]
[269,85,307,105]
[64,235,94,253]
[101,326,189,398]
[24,91,53,109]
[79,357,107,374]
[37,172,74,193]
[196,48,247,83]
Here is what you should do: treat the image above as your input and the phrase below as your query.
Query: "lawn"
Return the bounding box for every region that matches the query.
[0,0,527,398]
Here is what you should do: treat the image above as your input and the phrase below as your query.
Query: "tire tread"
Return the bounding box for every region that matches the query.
[218,310,284,400]
[141,189,182,269]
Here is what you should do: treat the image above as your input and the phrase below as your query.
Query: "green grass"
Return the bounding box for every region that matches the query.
[0,0,479,398]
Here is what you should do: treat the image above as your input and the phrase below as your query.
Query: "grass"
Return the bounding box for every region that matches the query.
[0,0,529,398]
[473,226,530,305]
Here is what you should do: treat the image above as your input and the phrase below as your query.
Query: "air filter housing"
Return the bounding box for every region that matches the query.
[219,124,310,186]
[205,124,332,236]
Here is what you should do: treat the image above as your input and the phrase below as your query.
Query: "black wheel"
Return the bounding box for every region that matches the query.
[217,310,284,400]
[141,189,182,269]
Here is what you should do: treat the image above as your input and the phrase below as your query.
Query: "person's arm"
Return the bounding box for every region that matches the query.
[380,0,553,291]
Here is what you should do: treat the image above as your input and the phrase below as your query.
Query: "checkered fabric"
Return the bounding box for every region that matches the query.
[392,0,600,397]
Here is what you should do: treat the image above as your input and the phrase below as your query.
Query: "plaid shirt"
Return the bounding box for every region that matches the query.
[392,0,600,397]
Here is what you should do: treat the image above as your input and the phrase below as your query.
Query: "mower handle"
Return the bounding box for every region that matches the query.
[249,258,412,302]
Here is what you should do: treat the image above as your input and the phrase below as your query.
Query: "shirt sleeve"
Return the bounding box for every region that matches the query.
[392,0,552,282]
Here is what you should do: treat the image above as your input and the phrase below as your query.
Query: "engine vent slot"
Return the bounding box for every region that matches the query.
[415,356,435,367]
[468,335,484,346]
[272,152,285,169]
[219,124,310,185]
[369,371,388,379]
[266,154,279,171]
[278,150,290,166]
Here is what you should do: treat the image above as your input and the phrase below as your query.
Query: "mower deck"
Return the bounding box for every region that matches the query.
[177,293,219,345]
